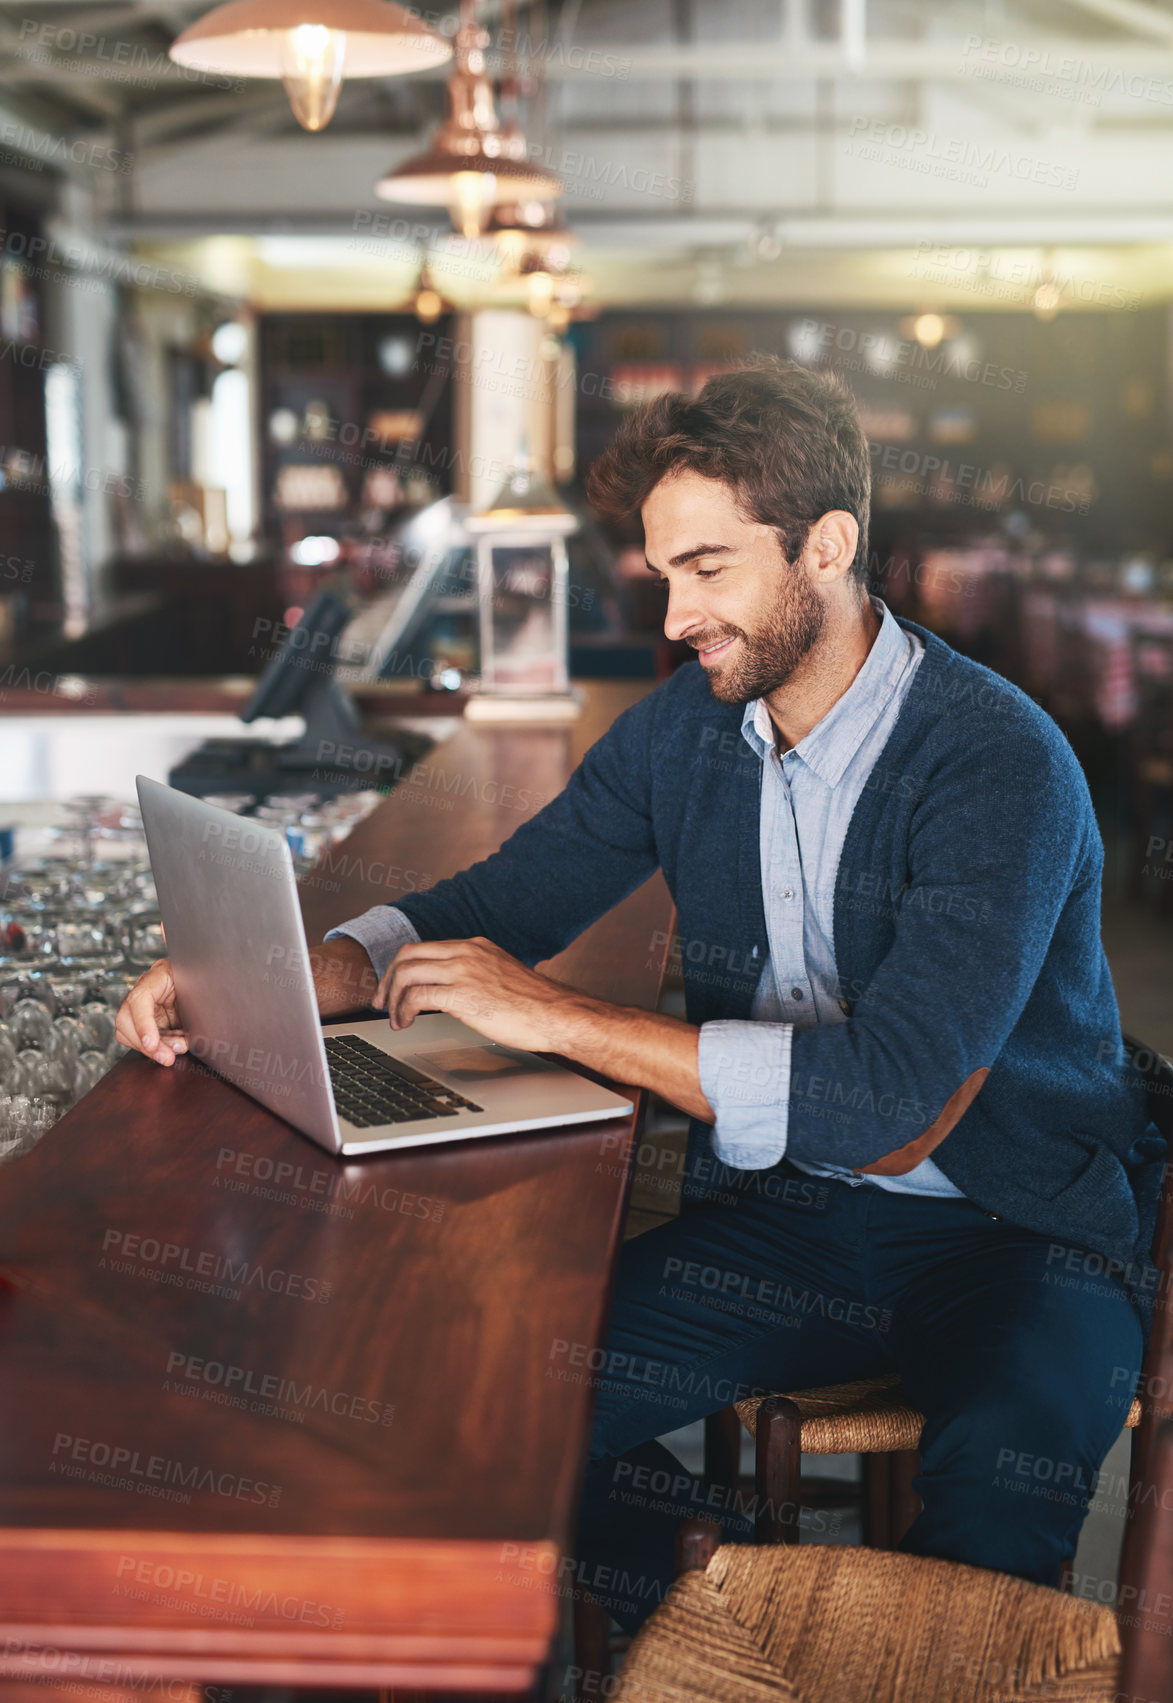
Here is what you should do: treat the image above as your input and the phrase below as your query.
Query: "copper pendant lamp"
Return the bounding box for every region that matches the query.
[170,0,452,133]
[375,0,561,239]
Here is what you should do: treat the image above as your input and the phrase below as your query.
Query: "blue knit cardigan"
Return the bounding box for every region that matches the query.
[396,621,1165,1320]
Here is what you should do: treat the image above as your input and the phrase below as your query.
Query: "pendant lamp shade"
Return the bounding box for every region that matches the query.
[375,0,560,236]
[170,0,452,80]
[488,200,576,260]
[377,141,561,234]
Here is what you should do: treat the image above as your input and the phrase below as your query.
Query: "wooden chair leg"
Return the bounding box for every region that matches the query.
[863,1450,893,1549]
[754,1395,803,1544]
[888,1448,922,1547]
[703,1404,743,1490]
[676,1516,722,1576]
[572,1589,611,1703]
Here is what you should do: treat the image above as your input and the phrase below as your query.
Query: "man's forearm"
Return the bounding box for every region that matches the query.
[547,994,715,1123]
[310,938,380,1016]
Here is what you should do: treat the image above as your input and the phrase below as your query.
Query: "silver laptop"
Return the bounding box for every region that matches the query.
[136,776,634,1156]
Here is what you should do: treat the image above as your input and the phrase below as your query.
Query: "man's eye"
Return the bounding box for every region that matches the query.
[696,569,721,581]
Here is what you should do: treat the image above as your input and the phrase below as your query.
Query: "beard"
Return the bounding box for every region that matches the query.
[691,563,826,705]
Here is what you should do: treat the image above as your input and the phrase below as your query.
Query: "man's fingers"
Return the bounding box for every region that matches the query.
[120,984,156,1053]
[394,982,453,1030]
[386,959,464,1028]
[395,939,485,961]
[127,983,163,1052]
[118,963,177,1058]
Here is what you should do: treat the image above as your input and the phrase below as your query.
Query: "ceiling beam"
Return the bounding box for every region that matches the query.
[0,10,126,118]
[6,31,1173,83]
[1058,0,1173,42]
[103,205,1173,244]
[25,3,195,31]
[529,37,1173,77]
[130,84,288,142]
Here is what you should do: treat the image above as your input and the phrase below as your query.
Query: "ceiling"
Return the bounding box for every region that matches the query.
[5,0,1173,308]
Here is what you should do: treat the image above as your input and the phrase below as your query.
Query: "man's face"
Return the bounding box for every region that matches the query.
[641,470,825,705]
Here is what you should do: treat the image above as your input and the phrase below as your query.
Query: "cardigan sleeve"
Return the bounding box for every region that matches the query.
[778,722,1096,1173]
[359,688,661,968]
[325,906,421,984]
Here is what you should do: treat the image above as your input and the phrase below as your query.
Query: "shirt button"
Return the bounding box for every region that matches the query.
[782,888,794,901]
[791,987,804,1001]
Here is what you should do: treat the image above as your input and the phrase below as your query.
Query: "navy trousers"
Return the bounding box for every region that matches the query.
[573,1160,1143,1632]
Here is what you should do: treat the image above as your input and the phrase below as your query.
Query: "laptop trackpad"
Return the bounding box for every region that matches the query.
[408,1044,562,1085]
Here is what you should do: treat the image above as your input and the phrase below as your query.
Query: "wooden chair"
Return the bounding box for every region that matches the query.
[611,1449,1173,1703]
[574,1038,1170,1697]
[612,1120,1173,1703]
[712,1033,1172,1553]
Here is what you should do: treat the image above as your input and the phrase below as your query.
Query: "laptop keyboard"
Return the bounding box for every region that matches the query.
[324,1035,484,1129]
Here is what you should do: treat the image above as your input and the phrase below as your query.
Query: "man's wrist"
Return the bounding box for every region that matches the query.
[311,938,379,1015]
[544,992,712,1121]
[543,987,616,1058]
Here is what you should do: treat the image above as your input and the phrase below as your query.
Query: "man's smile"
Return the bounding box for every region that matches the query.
[696,635,737,664]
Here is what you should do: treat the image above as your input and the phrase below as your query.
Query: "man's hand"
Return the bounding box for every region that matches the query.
[376,936,580,1053]
[309,936,380,1017]
[116,937,381,1069]
[377,936,716,1122]
[116,959,188,1066]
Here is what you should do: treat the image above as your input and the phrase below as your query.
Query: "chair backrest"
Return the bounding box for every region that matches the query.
[1118,1420,1173,1701]
[1121,1033,1173,1269]
[1117,1035,1173,1703]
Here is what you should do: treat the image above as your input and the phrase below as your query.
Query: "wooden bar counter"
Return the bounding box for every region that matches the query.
[0,683,673,1697]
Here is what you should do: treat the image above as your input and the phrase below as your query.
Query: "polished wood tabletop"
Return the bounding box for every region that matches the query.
[0,682,673,1696]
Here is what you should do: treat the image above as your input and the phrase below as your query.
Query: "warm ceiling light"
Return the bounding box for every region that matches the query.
[413,266,447,323]
[281,22,346,129]
[1033,253,1062,321]
[899,311,961,349]
[415,285,443,322]
[486,202,581,321]
[526,268,554,318]
[1033,280,1062,321]
[912,312,945,348]
[487,200,576,268]
[376,0,560,237]
[170,0,452,133]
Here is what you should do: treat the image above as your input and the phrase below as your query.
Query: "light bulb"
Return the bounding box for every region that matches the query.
[415,287,443,323]
[527,270,554,317]
[1033,280,1061,321]
[281,24,347,132]
[912,312,946,349]
[451,170,496,238]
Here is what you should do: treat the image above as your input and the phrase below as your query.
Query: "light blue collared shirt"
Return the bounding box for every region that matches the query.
[696,599,965,1198]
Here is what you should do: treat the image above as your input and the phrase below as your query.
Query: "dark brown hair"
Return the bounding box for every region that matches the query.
[585,354,871,584]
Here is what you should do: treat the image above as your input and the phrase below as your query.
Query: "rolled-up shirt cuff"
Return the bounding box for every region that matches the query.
[324,906,421,984]
[696,1019,794,1171]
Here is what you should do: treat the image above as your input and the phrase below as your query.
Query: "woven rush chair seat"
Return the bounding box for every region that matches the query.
[613,1543,1122,1703]
[732,1373,1143,1456]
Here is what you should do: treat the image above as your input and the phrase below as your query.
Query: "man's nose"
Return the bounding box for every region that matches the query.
[662,583,704,644]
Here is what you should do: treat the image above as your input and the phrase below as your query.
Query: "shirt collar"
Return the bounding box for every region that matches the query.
[740,598,914,788]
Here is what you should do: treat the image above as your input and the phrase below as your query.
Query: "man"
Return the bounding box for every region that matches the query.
[119,357,1162,1629]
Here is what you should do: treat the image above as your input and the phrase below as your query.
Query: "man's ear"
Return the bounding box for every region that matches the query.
[809,510,859,586]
